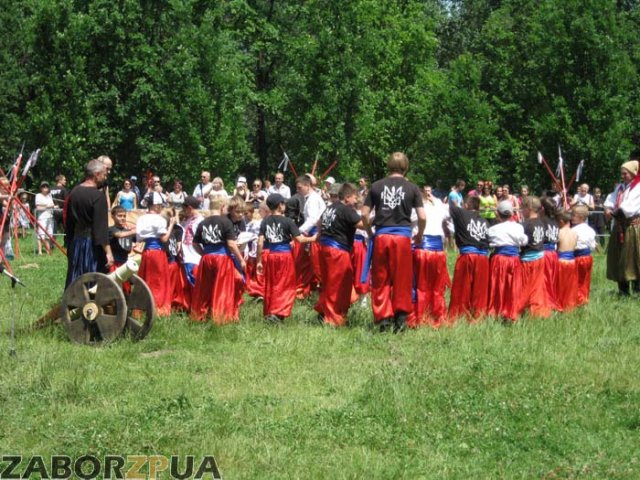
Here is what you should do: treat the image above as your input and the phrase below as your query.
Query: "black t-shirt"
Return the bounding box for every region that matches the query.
[194,215,236,246]
[50,185,68,206]
[65,185,109,247]
[365,176,423,227]
[449,205,489,250]
[227,214,246,237]
[259,215,300,245]
[166,224,184,262]
[320,201,361,248]
[285,193,306,226]
[543,218,560,244]
[108,225,134,263]
[522,218,545,253]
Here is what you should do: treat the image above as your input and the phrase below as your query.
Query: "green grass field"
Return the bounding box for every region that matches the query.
[1,237,639,479]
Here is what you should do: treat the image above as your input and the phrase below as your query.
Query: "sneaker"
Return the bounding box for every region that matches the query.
[378,318,394,333]
[359,296,368,307]
[393,312,408,333]
[265,314,282,324]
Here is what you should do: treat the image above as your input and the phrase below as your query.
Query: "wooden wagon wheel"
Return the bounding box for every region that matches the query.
[123,274,155,341]
[61,272,127,345]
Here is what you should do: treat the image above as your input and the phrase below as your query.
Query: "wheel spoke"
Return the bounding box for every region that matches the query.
[95,313,123,343]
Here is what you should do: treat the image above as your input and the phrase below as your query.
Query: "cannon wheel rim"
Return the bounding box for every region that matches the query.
[61,272,127,345]
[124,274,155,341]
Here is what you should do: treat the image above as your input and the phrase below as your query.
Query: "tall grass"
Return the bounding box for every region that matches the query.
[0,240,638,479]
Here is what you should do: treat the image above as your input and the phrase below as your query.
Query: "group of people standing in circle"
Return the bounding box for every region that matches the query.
[27,151,638,331]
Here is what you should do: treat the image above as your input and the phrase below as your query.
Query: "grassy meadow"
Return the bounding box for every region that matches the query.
[0,236,639,479]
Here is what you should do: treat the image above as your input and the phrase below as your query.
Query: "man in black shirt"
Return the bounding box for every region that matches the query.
[50,174,68,233]
[64,159,113,288]
[361,152,425,332]
[447,195,490,321]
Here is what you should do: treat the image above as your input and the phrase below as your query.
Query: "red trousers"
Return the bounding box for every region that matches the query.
[557,260,578,312]
[293,241,313,299]
[168,261,190,311]
[314,245,354,326]
[139,249,171,316]
[488,255,522,322]
[448,253,490,322]
[264,250,297,317]
[409,249,451,328]
[575,255,593,306]
[245,256,265,298]
[190,253,243,324]
[543,250,559,311]
[352,239,370,295]
[370,234,413,322]
[519,258,550,318]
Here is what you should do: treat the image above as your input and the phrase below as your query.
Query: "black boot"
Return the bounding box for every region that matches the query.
[618,281,630,296]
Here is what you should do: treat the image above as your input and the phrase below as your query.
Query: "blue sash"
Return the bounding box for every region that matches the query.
[574,248,591,258]
[361,226,412,283]
[354,234,366,242]
[183,262,197,286]
[266,242,292,253]
[416,235,443,252]
[558,251,575,260]
[521,251,544,262]
[459,246,489,256]
[493,245,520,257]
[320,236,350,252]
[202,244,245,282]
[307,226,318,236]
[144,238,163,251]
[543,243,556,251]
[203,244,228,255]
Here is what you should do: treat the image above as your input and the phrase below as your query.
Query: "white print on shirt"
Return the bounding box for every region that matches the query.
[266,223,285,243]
[467,219,488,242]
[545,224,559,242]
[532,225,545,244]
[201,224,223,244]
[381,186,405,209]
[118,236,132,252]
[168,236,179,256]
[321,207,337,229]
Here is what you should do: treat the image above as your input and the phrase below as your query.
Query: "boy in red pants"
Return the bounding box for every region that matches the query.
[257,194,316,323]
[571,205,596,306]
[314,183,362,326]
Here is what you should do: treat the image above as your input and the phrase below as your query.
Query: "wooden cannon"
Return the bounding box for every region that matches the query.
[60,260,155,345]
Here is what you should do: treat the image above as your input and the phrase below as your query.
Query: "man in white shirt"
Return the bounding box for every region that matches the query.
[193,171,213,209]
[571,183,595,209]
[293,175,325,296]
[267,172,291,199]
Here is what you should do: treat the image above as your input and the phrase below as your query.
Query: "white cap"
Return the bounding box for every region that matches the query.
[497,200,513,216]
[325,176,336,185]
[237,176,247,184]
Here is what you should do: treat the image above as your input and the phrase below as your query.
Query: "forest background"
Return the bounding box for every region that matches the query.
[1,0,639,191]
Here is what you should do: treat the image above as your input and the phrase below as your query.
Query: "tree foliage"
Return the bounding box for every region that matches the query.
[0,0,639,192]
